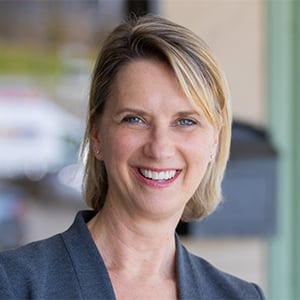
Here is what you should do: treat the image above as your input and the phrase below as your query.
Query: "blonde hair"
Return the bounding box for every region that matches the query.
[81,14,232,222]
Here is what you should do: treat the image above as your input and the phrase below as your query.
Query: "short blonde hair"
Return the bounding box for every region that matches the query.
[81,14,232,222]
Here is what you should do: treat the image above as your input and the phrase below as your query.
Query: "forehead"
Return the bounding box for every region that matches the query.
[115,59,177,89]
[109,59,188,106]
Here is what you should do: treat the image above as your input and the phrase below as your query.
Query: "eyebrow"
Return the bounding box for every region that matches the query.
[176,110,202,117]
[114,108,202,118]
[113,108,150,117]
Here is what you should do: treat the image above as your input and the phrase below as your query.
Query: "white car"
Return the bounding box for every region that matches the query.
[0,86,83,181]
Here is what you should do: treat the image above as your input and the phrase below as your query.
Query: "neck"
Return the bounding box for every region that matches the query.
[88,199,180,279]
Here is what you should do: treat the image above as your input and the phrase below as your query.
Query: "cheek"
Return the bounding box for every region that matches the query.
[182,133,215,181]
[185,133,213,161]
[190,147,211,173]
[101,130,141,163]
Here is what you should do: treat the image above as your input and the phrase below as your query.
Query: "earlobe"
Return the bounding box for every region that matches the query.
[210,128,220,162]
[214,125,221,146]
[91,124,103,160]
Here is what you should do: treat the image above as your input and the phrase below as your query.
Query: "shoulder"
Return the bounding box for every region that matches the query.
[0,210,95,274]
[192,252,264,298]
[0,234,71,298]
[0,210,95,299]
[0,233,66,271]
[176,236,265,299]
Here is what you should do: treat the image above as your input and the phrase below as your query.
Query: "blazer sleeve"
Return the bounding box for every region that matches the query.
[253,283,266,299]
[0,264,15,299]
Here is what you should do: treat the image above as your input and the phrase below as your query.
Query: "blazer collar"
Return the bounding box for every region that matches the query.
[175,234,203,299]
[63,211,204,300]
[62,210,117,300]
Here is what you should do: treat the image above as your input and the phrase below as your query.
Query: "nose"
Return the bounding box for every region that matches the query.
[143,125,175,160]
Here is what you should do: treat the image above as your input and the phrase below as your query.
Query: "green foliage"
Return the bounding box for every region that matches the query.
[0,46,63,75]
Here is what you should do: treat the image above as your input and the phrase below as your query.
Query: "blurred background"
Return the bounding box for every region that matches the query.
[0,1,299,299]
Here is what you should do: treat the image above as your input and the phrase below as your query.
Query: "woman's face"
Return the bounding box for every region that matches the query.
[92,59,219,222]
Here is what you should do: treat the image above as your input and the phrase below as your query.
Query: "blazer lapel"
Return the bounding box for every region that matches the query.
[176,235,203,300]
[62,211,117,300]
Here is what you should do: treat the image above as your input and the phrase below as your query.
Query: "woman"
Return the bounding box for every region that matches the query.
[0,15,264,299]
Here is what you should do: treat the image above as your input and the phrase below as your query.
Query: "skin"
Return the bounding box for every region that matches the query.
[88,59,219,299]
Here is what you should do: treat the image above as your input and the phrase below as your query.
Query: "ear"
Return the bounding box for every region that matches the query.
[90,123,103,160]
[210,126,221,162]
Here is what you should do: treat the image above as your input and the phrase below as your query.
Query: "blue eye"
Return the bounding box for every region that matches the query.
[123,116,144,124]
[178,118,196,126]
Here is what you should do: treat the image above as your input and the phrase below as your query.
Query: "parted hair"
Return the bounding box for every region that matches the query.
[81,14,232,222]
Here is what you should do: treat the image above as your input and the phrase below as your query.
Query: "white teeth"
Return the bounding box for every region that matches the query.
[139,169,177,181]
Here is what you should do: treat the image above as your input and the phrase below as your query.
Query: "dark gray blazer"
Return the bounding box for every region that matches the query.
[0,211,264,299]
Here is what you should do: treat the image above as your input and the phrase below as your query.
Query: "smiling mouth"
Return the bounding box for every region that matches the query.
[138,168,178,181]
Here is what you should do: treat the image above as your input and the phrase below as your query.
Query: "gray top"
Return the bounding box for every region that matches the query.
[0,210,264,299]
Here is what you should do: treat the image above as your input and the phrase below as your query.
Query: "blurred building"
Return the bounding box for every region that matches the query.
[0,1,123,50]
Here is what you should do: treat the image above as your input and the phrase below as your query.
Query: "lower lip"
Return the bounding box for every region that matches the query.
[133,168,180,188]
